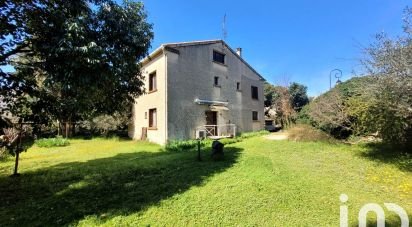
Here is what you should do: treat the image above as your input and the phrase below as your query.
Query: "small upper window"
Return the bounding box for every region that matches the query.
[213,50,225,64]
[236,82,241,90]
[149,71,157,92]
[251,86,259,100]
[252,111,258,121]
[214,76,219,86]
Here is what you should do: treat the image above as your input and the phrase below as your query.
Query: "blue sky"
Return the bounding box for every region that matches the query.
[141,0,409,96]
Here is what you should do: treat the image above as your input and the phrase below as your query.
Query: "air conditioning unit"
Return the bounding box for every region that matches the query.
[196,129,207,139]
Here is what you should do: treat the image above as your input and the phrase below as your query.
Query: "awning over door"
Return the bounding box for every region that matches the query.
[194,98,228,106]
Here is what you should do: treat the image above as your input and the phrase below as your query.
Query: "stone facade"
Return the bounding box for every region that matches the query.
[129,40,265,144]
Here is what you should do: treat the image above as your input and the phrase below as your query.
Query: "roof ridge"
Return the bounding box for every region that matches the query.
[143,40,266,81]
[163,39,222,47]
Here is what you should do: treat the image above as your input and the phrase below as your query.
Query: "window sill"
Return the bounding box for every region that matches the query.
[148,127,158,130]
[212,61,227,67]
[252,98,259,101]
[148,89,157,94]
[253,120,260,122]
[236,89,242,92]
[214,85,221,88]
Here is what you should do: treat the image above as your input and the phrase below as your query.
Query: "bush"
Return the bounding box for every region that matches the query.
[0,146,8,161]
[304,76,378,139]
[35,136,70,148]
[287,124,337,143]
[165,140,202,152]
[296,105,312,125]
[165,130,268,152]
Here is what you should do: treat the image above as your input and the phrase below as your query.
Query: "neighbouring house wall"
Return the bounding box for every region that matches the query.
[166,43,264,141]
[128,53,167,144]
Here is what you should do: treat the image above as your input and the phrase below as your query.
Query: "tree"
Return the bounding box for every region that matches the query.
[264,82,295,128]
[360,6,412,145]
[1,0,153,137]
[80,111,130,136]
[302,7,412,144]
[306,89,352,138]
[288,82,309,112]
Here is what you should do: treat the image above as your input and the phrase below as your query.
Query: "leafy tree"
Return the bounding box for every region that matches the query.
[359,6,412,145]
[80,111,130,136]
[306,88,352,138]
[264,82,295,128]
[288,82,309,111]
[304,76,379,139]
[1,0,153,137]
[303,7,411,145]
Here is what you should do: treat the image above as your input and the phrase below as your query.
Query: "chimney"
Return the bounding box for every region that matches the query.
[236,47,242,57]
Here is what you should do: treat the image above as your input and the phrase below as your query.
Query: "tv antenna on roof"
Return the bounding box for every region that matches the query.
[222,13,227,41]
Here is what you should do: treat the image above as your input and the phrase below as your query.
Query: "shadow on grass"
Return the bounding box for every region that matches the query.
[0,146,242,226]
[351,213,412,227]
[357,143,412,172]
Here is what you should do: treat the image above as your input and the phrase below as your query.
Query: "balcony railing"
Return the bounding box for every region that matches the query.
[196,124,236,139]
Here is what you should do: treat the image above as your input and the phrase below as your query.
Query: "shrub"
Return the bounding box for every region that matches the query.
[165,140,205,152]
[287,124,337,143]
[304,76,378,139]
[35,136,70,148]
[0,146,8,161]
[296,105,312,125]
[219,137,243,145]
[165,131,268,152]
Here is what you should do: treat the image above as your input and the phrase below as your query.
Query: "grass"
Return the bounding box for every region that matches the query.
[35,136,70,148]
[286,124,337,143]
[0,134,411,226]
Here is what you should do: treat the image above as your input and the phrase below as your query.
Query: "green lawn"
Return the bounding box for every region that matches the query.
[0,136,411,226]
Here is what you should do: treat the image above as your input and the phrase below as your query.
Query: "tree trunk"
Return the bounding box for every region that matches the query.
[13,149,20,176]
[64,122,68,138]
[71,122,76,137]
[12,127,23,177]
[57,121,59,136]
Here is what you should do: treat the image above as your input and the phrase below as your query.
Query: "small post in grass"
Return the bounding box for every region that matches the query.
[195,129,206,161]
[197,139,202,161]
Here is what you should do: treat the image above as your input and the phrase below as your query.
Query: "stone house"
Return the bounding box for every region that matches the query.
[128,40,265,144]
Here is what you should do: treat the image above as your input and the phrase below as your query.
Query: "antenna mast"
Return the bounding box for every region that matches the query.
[222,13,227,41]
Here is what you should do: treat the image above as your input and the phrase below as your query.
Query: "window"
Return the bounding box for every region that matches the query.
[148,108,157,128]
[236,82,241,90]
[213,50,225,64]
[252,111,258,121]
[214,76,219,86]
[251,86,259,99]
[149,71,157,92]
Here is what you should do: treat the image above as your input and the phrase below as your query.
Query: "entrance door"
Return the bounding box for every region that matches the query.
[205,111,217,136]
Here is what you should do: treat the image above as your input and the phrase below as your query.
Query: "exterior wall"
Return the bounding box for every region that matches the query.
[128,53,167,144]
[166,43,264,141]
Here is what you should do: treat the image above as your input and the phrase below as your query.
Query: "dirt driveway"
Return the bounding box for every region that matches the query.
[263,131,288,140]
